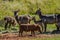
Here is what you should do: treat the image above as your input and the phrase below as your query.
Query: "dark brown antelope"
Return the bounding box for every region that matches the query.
[35,8,57,32]
[19,24,42,36]
[13,10,32,24]
[13,10,34,36]
[4,16,16,30]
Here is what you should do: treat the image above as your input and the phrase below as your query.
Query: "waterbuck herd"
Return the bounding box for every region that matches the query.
[3,8,60,37]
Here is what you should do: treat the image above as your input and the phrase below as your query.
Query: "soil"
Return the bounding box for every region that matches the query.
[0,30,60,40]
[0,33,56,40]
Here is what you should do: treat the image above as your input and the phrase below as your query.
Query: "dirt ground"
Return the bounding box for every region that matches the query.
[0,30,60,40]
[0,33,57,40]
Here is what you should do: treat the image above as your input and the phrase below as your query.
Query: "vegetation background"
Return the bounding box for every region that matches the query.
[0,0,60,40]
[0,0,60,31]
[0,0,60,19]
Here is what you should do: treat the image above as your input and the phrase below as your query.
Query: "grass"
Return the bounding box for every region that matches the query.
[21,37,60,40]
[0,0,60,40]
[0,0,60,19]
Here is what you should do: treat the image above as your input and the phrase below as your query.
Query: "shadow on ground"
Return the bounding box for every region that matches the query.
[51,30,60,34]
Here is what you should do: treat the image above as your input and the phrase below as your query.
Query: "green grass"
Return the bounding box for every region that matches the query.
[16,34,60,40]
[0,0,60,19]
[26,37,60,40]
[0,0,60,40]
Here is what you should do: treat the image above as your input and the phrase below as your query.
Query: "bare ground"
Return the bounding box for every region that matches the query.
[0,33,58,40]
[0,30,60,40]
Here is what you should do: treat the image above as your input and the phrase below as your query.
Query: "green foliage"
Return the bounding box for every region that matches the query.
[0,0,60,19]
[0,1,60,39]
[0,0,60,30]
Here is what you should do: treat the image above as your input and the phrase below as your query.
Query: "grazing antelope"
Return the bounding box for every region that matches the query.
[4,16,16,30]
